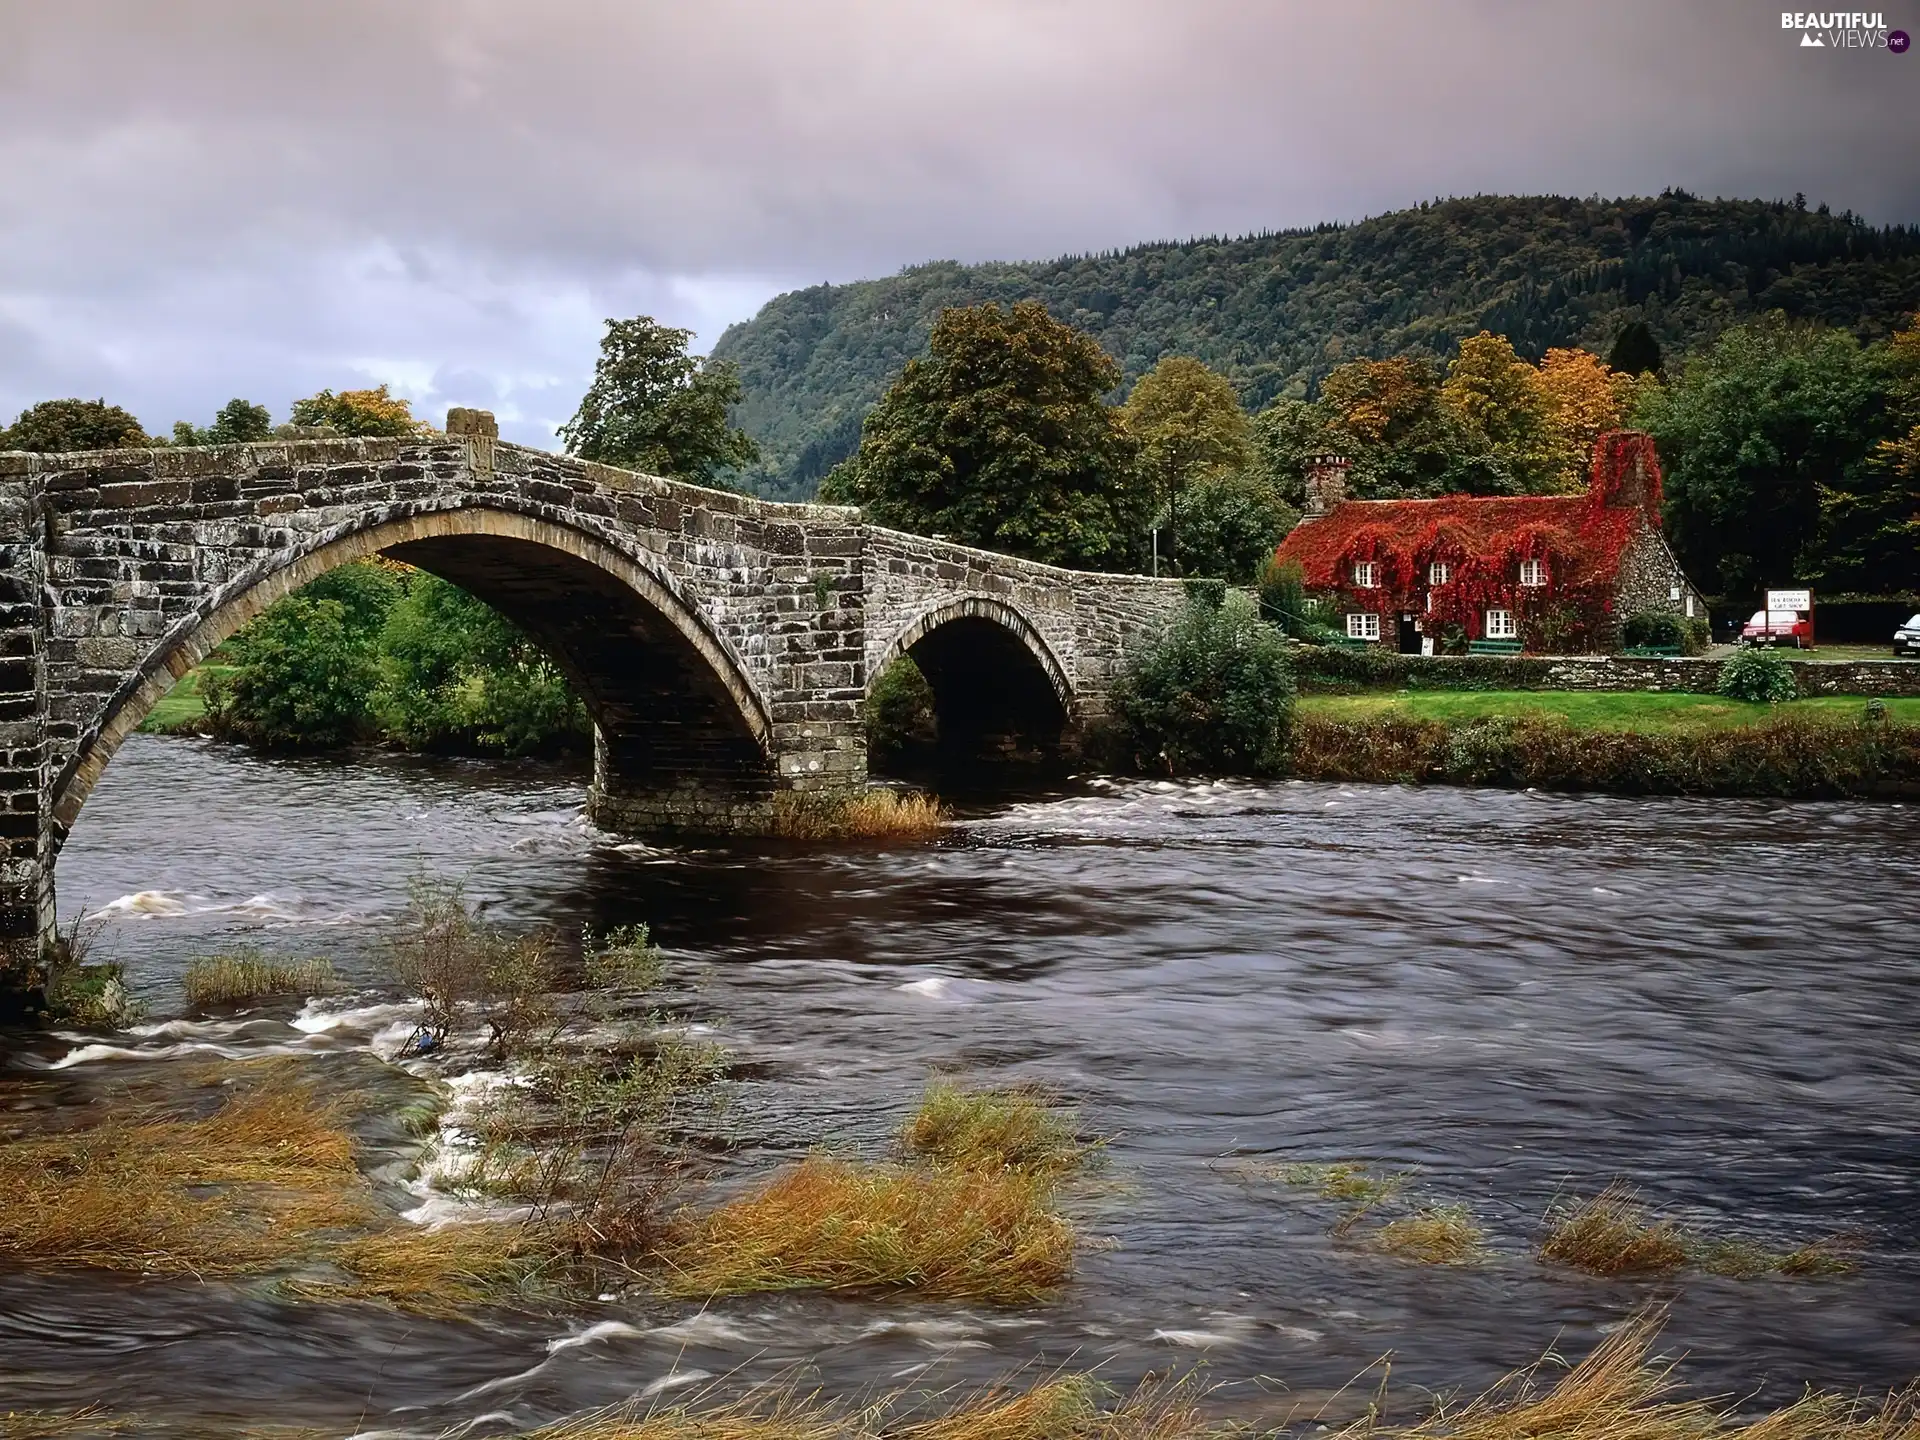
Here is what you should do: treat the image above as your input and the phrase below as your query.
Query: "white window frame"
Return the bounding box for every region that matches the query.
[1428,562,1450,585]
[1351,560,1379,588]
[1484,608,1517,640]
[1346,611,1380,642]
[1518,558,1546,588]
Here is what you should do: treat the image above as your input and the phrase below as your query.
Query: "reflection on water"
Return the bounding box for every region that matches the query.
[4,734,1918,1435]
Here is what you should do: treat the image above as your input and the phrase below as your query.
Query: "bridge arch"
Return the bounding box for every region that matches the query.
[868,596,1074,763]
[52,505,775,839]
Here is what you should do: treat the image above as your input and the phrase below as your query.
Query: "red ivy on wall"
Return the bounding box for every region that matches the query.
[1274,430,1665,652]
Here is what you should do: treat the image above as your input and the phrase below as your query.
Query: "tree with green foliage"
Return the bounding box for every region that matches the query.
[1119,356,1253,571]
[1312,357,1485,498]
[1111,592,1295,775]
[1607,321,1665,378]
[864,656,936,768]
[820,301,1149,570]
[1174,470,1299,583]
[372,573,588,754]
[2,398,152,452]
[288,385,429,437]
[560,315,759,485]
[1440,332,1561,494]
[209,594,380,748]
[1817,315,1920,593]
[1634,316,1896,596]
[172,398,273,447]
[1247,398,1330,508]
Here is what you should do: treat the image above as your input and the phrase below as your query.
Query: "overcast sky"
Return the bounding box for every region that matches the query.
[2,0,1915,447]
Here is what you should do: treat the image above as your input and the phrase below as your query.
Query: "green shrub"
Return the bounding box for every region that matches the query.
[1112,594,1295,775]
[1255,556,1315,638]
[209,594,380,748]
[865,656,936,765]
[1717,646,1797,703]
[1681,615,1712,654]
[1622,610,1686,649]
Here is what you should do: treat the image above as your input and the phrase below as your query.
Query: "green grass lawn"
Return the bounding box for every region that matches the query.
[1298,689,1920,734]
[138,665,235,734]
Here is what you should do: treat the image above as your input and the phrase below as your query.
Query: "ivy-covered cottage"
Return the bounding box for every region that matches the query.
[1272,431,1705,654]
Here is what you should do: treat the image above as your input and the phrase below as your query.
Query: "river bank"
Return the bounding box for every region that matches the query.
[2,735,1913,1436]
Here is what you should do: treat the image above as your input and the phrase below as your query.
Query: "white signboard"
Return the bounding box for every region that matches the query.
[1766,588,1812,612]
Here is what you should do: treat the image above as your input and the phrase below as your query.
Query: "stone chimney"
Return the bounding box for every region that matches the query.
[444,407,498,439]
[1302,455,1351,518]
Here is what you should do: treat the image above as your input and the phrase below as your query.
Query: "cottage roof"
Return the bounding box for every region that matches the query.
[1272,431,1662,594]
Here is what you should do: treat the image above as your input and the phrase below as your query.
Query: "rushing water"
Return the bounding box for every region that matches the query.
[4,733,1919,1435]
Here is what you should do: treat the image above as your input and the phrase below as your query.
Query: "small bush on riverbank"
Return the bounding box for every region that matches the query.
[867,656,938,768]
[181,952,335,1008]
[385,877,557,1055]
[1538,1184,1857,1279]
[653,1156,1074,1302]
[1111,594,1295,775]
[769,788,948,841]
[1286,712,1920,799]
[906,1082,1088,1176]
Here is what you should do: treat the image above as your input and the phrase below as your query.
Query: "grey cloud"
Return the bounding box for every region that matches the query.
[0,0,1913,445]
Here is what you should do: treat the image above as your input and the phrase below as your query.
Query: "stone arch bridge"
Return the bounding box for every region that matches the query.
[0,411,1181,961]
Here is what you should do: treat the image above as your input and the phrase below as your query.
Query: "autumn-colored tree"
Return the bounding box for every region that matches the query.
[560,315,759,484]
[1313,357,1469,497]
[1,398,153,452]
[288,385,431,438]
[1119,356,1253,573]
[1440,332,1559,493]
[1535,348,1631,490]
[820,301,1147,570]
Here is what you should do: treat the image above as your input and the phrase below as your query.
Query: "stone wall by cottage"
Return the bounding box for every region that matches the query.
[0,426,1186,965]
[1292,646,1920,698]
[1610,517,1707,645]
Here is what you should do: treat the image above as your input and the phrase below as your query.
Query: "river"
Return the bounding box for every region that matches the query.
[4,733,1917,1435]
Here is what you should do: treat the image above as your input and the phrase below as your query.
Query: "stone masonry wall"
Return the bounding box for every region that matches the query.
[865,528,1185,720]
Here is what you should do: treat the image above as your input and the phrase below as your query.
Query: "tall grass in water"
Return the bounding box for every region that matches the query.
[0,1067,369,1277]
[1324,1312,1918,1440]
[1539,1184,1856,1278]
[654,1156,1073,1302]
[905,1082,1088,1176]
[513,1373,1206,1440]
[770,788,948,841]
[180,952,335,1008]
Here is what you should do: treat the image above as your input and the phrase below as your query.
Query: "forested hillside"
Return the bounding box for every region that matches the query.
[711,193,1920,500]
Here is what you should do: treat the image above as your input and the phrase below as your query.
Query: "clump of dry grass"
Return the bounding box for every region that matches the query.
[653,1156,1073,1303]
[181,951,335,1008]
[285,1221,550,1318]
[1372,1205,1487,1265]
[1538,1184,1856,1280]
[770,788,948,842]
[1538,1185,1693,1277]
[0,1071,371,1277]
[905,1082,1088,1176]
[510,1373,1207,1440]
[1326,1311,1920,1440]
[1276,1162,1410,1209]
[1,1408,130,1439]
